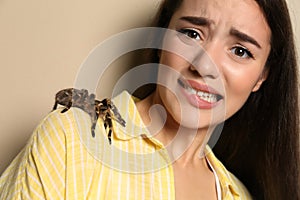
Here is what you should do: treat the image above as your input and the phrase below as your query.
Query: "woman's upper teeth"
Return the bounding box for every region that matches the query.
[178,79,220,103]
[186,85,217,102]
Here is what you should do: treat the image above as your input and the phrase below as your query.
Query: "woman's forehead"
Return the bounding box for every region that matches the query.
[171,0,271,45]
[176,0,262,17]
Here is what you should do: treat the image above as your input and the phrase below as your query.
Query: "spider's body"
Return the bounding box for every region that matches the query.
[53,88,125,144]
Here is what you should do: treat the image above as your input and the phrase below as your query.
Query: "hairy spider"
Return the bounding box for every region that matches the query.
[53,88,126,144]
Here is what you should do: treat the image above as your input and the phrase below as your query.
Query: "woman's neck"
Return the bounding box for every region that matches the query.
[135,91,214,165]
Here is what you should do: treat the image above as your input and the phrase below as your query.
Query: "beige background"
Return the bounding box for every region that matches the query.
[0,0,299,174]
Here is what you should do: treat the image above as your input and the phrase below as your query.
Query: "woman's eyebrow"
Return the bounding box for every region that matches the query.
[230,28,262,49]
[179,16,214,26]
[179,16,262,49]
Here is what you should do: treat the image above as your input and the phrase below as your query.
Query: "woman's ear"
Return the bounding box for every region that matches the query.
[252,69,269,92]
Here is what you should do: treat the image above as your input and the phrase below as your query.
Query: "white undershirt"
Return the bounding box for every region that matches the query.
[206,157,222,200]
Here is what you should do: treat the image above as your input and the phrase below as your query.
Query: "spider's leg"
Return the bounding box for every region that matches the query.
[103,120,109,144]
[52,102,58,110]
[103,119,108,129]
[61,102,72,113]
[110,104,126,127]
[91,128,96,137]
[107,117,113,145]
[102,114,113,145]
[61,103,71,113]
[90,111,98,138]
[61,107,69,113]
[107,128,112,145]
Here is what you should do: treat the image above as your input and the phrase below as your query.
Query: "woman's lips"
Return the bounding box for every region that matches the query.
[177,78,223,109]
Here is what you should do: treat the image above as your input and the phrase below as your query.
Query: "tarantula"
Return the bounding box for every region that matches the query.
[52,88,126,144]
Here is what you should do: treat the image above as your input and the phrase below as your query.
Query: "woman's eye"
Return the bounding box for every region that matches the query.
[178,29,202,41]
[231,46,254,59]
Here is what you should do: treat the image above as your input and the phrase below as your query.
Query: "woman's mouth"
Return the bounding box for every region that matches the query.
[177,78,223,108]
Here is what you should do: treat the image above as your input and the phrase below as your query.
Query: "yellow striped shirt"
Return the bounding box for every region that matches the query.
[0,90,251,199]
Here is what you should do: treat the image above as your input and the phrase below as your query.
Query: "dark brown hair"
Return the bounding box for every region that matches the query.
[150,0,300,199]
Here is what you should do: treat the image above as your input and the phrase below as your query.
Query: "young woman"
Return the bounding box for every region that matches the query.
[145,0,300,199]
[0,0,299,199]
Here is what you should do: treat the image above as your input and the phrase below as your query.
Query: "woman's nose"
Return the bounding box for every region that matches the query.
[190,43,220,79]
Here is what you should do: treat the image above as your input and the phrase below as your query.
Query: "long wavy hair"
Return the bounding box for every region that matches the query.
[146,0,300,199]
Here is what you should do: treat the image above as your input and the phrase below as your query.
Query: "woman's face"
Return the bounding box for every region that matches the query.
[156,0,271,129]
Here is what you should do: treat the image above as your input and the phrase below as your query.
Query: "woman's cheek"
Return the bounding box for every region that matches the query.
[223,66,264,115]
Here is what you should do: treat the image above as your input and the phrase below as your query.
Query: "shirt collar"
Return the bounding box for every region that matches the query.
[111,90,163,149]
[205,146,242,198]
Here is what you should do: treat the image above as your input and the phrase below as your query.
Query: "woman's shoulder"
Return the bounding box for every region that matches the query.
[3,107,93,168]
[33,107,94,140]
[2,107,95,175]
[0,107,98,199]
